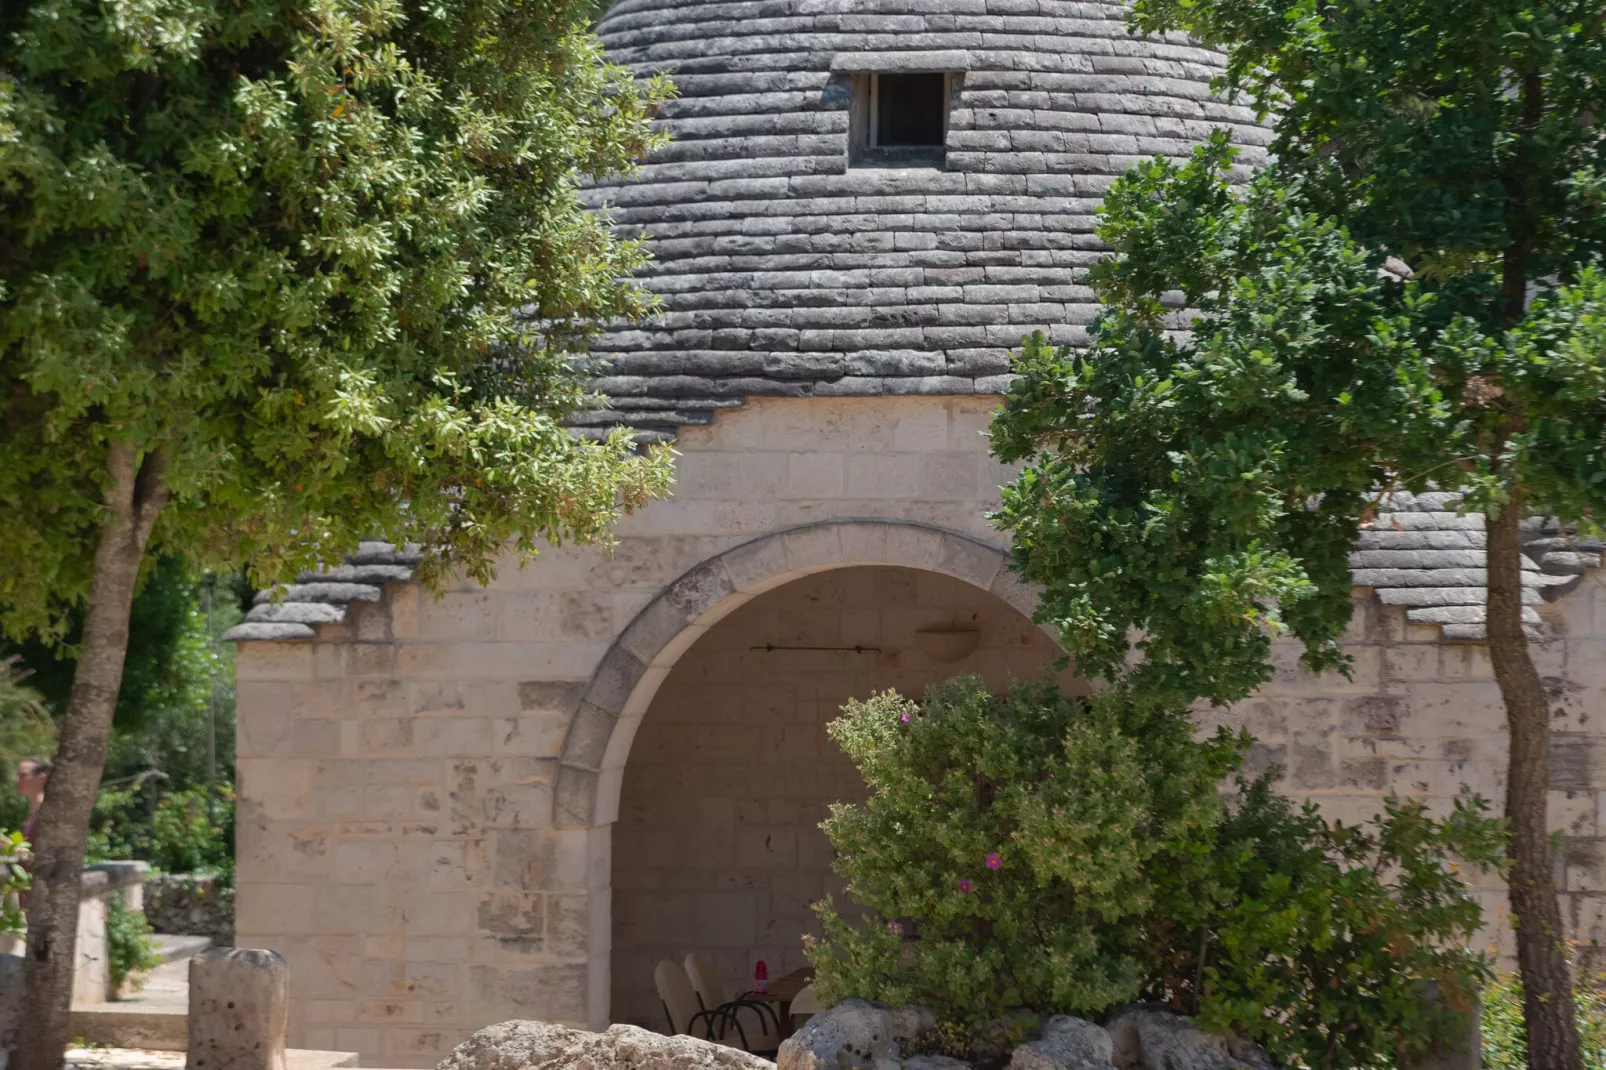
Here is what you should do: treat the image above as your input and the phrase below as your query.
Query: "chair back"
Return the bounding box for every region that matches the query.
[683,951,726,1009]
[791,983,824,1016]
[655,959,704,1035]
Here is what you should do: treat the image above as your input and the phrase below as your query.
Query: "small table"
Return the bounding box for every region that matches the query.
[742,967,815,1039]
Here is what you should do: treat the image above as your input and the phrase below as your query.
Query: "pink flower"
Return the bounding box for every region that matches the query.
[985,852,1002,871]
[957,878,973,894]
[888,921,904,936]
[900,712,911,723]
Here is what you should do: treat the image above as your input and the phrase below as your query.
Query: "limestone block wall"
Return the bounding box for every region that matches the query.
[1209,574,1606,961]
[234,396,1022,1066]
[231,394,1606,1067]
[612,564,1079,1028]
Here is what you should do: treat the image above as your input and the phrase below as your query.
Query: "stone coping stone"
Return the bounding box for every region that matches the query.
[83,861,149,894]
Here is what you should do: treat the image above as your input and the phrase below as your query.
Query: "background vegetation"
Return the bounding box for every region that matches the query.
[1,561,240,876]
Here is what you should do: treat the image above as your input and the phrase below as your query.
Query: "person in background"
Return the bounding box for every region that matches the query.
[15,757,48,853]
[15,756,48,885]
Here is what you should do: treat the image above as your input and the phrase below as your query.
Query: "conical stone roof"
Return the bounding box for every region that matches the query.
[575,0,1271,441]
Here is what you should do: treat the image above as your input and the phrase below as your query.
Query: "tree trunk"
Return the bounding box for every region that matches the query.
[1487,493,1583,1070]
[14,445,168,1070]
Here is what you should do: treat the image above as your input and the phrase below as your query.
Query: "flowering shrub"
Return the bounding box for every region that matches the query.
[808,676,1503,1069]
[808,678,1242,1033]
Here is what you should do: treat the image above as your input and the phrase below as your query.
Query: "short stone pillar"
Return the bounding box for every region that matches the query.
[187,948,290,1070]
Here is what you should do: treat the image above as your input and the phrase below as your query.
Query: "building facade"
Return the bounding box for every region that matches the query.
[225,1,1606,1065]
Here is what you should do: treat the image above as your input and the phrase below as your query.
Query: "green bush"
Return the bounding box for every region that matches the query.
[88,785,234,881]
[1157,777,1502,1068]
[0,829,29,937]
[808,679,1241,1039]
[808,676,1504,1069]
[1482,957,1606,1069]
[105,890,161,992]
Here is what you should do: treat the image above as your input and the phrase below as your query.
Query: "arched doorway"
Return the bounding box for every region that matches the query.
[607,563,1084,1028]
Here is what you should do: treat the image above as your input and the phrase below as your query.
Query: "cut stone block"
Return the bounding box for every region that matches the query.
[187,948,290,1070]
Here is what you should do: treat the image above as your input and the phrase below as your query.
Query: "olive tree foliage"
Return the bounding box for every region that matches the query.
[0,1,674,1064]
[989,2,1606,1067]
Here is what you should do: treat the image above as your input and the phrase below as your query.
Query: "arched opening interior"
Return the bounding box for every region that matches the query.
[608,564,1086,1028]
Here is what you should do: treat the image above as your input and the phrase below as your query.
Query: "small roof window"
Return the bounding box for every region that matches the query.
[850,71,955,167]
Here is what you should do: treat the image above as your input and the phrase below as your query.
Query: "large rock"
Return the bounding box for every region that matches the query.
[1104,1006,1273,1070]
[777,999,936,1070]
[1010,1016,1114,1070]
[436,1020,777,1070]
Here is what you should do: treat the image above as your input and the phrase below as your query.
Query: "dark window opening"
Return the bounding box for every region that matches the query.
[875,73,947,147]
[848,71,955,167]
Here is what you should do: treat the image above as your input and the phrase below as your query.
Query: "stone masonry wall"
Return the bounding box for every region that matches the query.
[232,395,1606,1067]
[612,564,1080,1028]
[1212,578,1606,961]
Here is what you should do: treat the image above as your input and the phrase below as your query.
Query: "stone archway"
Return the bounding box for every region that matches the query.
[551,520,1042,831]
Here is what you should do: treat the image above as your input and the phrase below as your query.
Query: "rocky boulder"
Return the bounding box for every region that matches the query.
[0,953,22,1066]
[778,1001,1276,1070]
[437,1020,777,1070]
[777,999,936,1070]
[1009,1016,1114,1070]
[1104,1006,1274,1070]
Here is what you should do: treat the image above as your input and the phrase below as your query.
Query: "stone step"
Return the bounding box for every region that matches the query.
[68,1004,187,1052]
[149,934,211,965]
[64,1049,360,1070]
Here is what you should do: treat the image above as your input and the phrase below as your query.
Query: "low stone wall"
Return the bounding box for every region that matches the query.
[144,873,234,944]
[75,860,149,1004]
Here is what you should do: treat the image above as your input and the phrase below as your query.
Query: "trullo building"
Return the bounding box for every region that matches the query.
[224,0,1606,1064]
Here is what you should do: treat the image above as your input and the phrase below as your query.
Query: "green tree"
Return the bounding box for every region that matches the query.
[9,557,243,792]
[0,0,674,1063]
[988,3,1606,1067]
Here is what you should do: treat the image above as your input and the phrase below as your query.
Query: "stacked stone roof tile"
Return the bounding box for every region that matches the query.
[224,495,1600,643]
[1356,493,1601,640]
[222,541,421,642]
[575,0,1270,441]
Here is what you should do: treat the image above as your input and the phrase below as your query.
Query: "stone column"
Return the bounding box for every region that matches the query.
[188,948,290,1070]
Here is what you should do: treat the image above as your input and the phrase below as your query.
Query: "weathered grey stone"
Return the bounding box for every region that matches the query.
[568,0,1268,437]
[552,764,598,829]
[435,1020,775,1070]
[1103,1005,1269,1070]
[0,953,22,1063]
[1009,1016,1114,1070]
[187,948,290,1070]
[777,999,935,1070]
